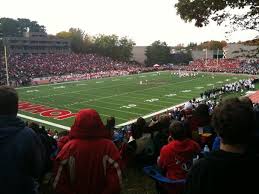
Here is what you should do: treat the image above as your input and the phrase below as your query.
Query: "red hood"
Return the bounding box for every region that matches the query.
[69,109,110,139]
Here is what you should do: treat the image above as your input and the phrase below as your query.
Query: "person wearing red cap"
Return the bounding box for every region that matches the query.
[53,109,122,194]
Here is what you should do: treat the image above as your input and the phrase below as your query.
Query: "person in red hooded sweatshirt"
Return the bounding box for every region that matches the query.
[52,109,122,194]
[157,121,200,194]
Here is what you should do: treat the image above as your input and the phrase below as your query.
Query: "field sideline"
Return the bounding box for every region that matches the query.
[17,71,250,130]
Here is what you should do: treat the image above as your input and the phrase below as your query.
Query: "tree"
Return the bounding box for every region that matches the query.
[196,40,227,50]
[69,28,85,53]
[0,17,46,37]
[93,34,135,61]
[57,28,86,53]
[56,31,73,39]
[83,34,94,53]
[94,34,119,57]
[175,0,259,32]
[0,18,20,37]
[56,30,135,59]
[170,51,193,65]
[186,42,198,50]
[117,37,135,61]
[145,41,171,66]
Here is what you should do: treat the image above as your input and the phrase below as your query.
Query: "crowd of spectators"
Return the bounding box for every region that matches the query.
[0,79,258,194]
[172,59,259,75]
[239,59,259,74]
[188,59,240,72]
[0,53,141,85]
[200,78,258,99]
[1,53,259,86]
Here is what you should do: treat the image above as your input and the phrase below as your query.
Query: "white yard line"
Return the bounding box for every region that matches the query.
[18,113,70,130]
[18,100,189,130]
[116,97,202,127]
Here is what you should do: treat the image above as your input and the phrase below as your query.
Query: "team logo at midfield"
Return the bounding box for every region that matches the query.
[19,101,77,120]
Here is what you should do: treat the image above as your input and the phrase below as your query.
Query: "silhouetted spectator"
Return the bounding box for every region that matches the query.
[184,98,259,194]
[0,86,45,194]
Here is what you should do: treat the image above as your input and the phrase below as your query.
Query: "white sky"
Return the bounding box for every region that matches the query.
[1,0,258,46]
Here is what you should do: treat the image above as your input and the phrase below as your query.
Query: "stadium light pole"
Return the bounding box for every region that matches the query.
[203,48,208,65]
[216,48,219,66]
[0,38,10,86]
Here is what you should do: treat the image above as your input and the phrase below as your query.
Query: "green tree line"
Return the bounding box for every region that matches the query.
[56,28,136,61]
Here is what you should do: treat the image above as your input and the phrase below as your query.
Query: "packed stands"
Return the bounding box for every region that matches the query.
[172,59,259,74]
[188,59,240,72]
[0,53,173,86]
[1,53,259,87]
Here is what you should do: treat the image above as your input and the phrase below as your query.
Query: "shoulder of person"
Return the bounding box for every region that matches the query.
[19,126,40,141]
[189,157,211,176]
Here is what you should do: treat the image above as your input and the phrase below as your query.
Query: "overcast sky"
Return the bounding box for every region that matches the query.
[1,0,258,46]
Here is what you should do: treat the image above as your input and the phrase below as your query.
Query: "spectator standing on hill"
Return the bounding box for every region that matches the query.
[0,86,45,194]
[106,116,116,139]
[184,98,259,194]
[53,109,122,194]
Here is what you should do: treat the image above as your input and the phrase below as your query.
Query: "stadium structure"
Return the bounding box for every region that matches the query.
[2,31,70,54]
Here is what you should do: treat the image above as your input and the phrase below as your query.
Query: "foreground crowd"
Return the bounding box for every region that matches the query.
[0,85,259,194]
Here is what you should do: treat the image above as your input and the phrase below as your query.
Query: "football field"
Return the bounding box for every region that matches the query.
[17,71,250,130]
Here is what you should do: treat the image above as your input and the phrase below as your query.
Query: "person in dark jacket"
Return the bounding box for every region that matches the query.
[0,86,45,194]
[184,97,259,194]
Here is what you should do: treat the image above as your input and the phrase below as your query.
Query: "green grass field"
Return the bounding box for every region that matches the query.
[17,71,250,130]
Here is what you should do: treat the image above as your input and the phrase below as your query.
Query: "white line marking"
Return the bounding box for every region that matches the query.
[18,113,70,130]
[181,90,191,93]
[53,86,65,89]
[26,90,39,93]
[164,94,177,97]
[116,101,184,127]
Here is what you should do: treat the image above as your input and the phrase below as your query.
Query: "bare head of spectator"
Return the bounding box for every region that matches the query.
[169,120,187,141]
[29,122,41,133]
[136,117,147,129]
[158,114,171,129]
[194,103,210,118]
[106,116,115,130]
[212,97,255,148]
[131,123,142,139]
[0,86,18,116]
